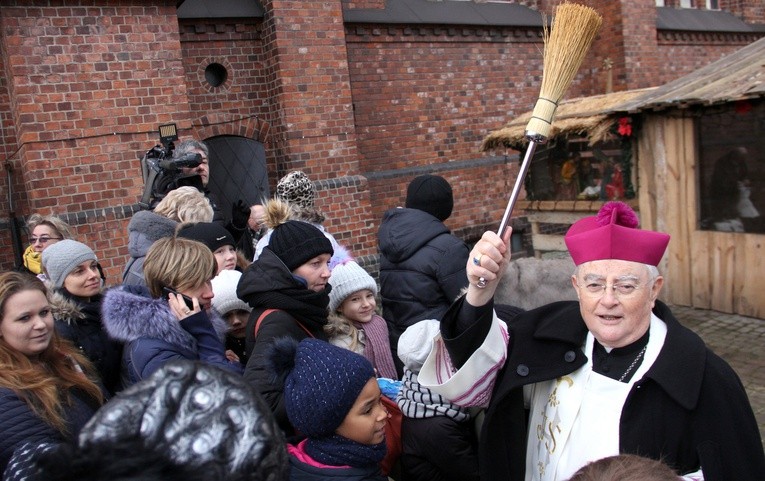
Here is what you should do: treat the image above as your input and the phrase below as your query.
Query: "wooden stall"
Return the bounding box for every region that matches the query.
[482,38,765,318]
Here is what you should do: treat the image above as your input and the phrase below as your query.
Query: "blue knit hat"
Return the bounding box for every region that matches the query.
[270,338,375,437]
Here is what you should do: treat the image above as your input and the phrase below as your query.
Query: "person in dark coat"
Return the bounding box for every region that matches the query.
[10,361,288,481]
[41,240,122,394]
[103,237,241,389]
[395,319,480,481]
[420,202,765,481]
[122,187,214,287]
[0,273,104,475]
[237,199,335,436]
[377,174,469,374]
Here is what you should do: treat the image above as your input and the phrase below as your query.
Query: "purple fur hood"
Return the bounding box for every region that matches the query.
[102,285,228,353]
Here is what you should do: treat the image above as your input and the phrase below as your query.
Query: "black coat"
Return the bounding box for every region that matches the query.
[400,416,479,481]
[238,248,330,436]
[49,289,122,395]
[377,208,469,371]
[0,387,98,473]
[442,298,765,481]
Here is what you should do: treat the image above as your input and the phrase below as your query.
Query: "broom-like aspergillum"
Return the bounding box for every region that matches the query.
[497,2,602,238]
[479,2,602,288]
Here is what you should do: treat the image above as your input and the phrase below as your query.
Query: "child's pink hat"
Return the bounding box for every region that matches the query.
[564,202,670,267]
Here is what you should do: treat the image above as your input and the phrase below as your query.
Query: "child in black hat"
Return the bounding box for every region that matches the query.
[269,338,389,481]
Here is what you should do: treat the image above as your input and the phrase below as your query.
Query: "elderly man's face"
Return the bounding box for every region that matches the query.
[571,259,663,349]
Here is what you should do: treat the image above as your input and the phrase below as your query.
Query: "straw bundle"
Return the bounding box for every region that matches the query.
[526,3,603,140]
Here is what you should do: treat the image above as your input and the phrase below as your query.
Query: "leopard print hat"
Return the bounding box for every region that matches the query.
[276,171,316,210]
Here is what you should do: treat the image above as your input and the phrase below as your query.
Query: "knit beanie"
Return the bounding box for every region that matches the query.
[266,220,333,271]
[176,222,235,253]
[42,239,97,288]
[270,338,375,438]
[405,174,454,221]
[398,319,440,371]
[211,270,252,316]
[276,171,316,210]
[328,260,378,313]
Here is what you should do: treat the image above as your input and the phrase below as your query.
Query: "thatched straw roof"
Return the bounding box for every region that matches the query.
[480,88,654,151]
[482,37,765,152]
[619,36,765,113]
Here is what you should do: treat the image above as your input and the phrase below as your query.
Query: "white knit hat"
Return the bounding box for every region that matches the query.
[328,260,378,313]
[211,270,251,316]
[397,319,440,371]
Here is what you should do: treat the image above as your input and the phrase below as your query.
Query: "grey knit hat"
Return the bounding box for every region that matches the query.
[211,270,252,316]
[42,239,97,288]
[328,260,378,313]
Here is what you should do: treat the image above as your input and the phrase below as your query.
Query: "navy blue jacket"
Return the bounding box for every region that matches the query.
[102,285,241,389]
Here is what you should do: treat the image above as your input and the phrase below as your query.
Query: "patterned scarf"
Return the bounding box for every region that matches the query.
[354,314,398,380]
[305,433,387,468]
[396,369,470,421]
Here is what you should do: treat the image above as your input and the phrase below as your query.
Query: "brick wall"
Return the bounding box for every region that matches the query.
[0,2,193,280]
[1,0,762,275]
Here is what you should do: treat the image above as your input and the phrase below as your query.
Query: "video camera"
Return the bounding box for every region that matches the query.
[139,124,203,209]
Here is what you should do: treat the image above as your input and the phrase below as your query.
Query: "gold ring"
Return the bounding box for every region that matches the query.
[472,253,484,266]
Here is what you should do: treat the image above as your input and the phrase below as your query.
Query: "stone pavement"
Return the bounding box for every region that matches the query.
[670,304,765,450]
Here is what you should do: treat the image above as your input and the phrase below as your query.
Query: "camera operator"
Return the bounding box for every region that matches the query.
[172,139,256,244]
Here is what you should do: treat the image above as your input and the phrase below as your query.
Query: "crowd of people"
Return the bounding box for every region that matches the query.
[2,139,763,480]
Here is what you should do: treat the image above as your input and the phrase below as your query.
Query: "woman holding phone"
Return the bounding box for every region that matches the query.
[102,236,241,389]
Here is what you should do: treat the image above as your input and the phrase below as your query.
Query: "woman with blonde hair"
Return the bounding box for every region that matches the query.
[0,272,104,472]
[104,236,241,389]
[21,214,75,279]
[122,186,214,287]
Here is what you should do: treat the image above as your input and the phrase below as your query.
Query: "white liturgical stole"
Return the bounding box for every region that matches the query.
[525,314,667,481]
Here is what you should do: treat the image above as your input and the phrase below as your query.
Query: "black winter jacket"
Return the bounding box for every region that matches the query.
[377,208,469,370]
[238,248,331,436]
[49,289,122,394]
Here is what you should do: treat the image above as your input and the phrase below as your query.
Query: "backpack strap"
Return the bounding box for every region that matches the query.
[253,309,279,338]
[253,308,315,339]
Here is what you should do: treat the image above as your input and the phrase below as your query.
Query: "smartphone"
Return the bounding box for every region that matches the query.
[162,287,194,310]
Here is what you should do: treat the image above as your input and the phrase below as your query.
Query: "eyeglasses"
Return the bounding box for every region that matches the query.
[30,236,62,245]
[577,281,643,299]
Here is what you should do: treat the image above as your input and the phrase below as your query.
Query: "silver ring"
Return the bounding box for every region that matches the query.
[184,309,191,315]
[472,253,484,266]
[476,277,487,289]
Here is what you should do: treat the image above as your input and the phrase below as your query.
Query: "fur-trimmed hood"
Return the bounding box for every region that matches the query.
[102,286,227,352]
[46,282,104,327]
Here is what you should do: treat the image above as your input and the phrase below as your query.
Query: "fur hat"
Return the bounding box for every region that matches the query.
[276,171,316,210]
[269,338,375,438]
[267,220,333,271]
[564,202,670,266]
[328,257,377,313]
[211,270,251,316]
[176,222,234,253]
[41,240,97,288]
[71,361,288,481]
[405,174,454,221]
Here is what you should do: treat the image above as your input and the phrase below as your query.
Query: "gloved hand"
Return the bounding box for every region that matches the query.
[231,199,251,230]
